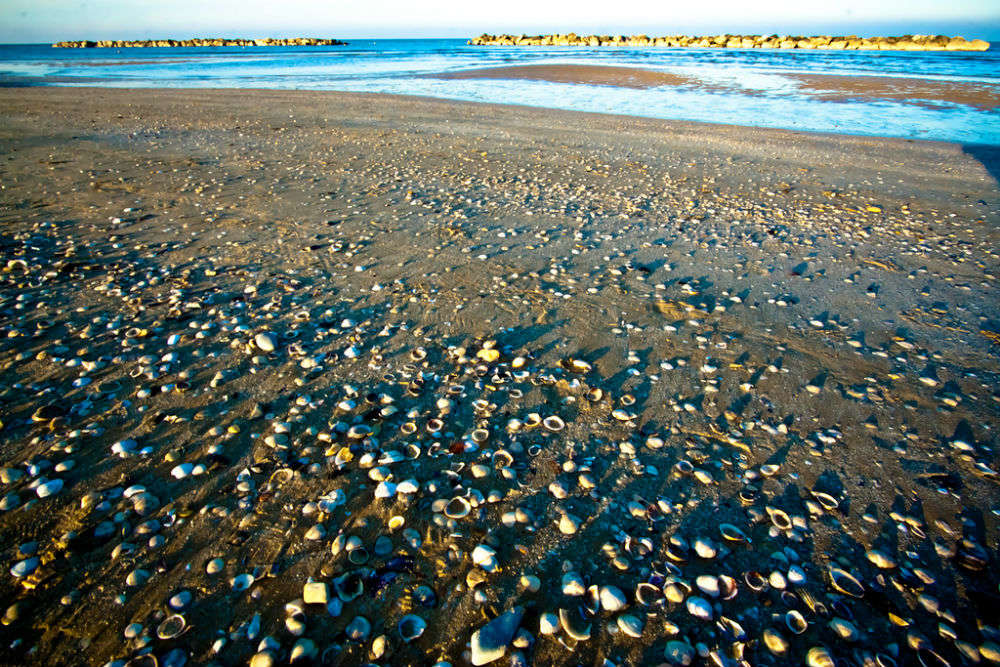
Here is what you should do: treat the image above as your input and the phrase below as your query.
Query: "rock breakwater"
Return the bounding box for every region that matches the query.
[469,33,990,51]
[52,37,347,48]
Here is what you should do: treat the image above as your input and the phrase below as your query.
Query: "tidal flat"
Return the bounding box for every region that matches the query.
[0,87,998,667]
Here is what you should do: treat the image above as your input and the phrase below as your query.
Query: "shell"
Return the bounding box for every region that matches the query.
[719,523,750,543]
[397,614,427,642]
[561,358,592,373]
[444,496,471,519]
[231,573,255,591]
[785,609,808,634]
[806,647,836,667]
[767,507,792,531]
[558,607,592,641]
[542,415,565,432]
[828,567,865,598]
[636,582,664,606]
[156,614,186,639]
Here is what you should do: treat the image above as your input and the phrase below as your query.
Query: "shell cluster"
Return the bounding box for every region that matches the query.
[0,87,997,667]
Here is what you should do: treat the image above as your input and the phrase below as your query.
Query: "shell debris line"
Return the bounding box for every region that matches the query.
[0,87,998,667]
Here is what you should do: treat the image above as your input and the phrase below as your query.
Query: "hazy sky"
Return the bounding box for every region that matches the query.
[2,0,999,43]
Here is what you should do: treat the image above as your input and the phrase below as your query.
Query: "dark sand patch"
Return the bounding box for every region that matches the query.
[429,63,1000,112]
[790,73,1000,111]
[429,63,707,89]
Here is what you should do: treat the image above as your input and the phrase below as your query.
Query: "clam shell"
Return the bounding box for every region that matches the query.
[828,567,865,598]
[561,358,592,373]
[348,547,369,565]
[916,648,950,667]
[558,607,592,641]
[444,496,471,519]
[635,582,663,606]
[492,449,514,468]
[763,628,789,655]
[719,523,750,543]
[231,573,255,591]
[806,647,835,667]
[542,415,565,432]
[785,609,808,634]
[397,614,427,642]
[617,614,643,638]
[811,491,840,511]
[156,614,186,639]
[767,507,792,531]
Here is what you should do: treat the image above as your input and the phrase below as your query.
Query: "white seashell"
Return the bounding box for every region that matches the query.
[290,638,317,662]
[36,478,64,497]
[617,613,643,638]
[561,572,587,596]
[806,647,835,667]
[10,557,39,578]
[374,481,397,499]
[599,586,628,612]
[171,463,194,479]
[539,612,560,635]
[558,513,581,535]
[696,575,720,597]
[685,596,713,620]
[472,545,498,572]
[763,628,789,655]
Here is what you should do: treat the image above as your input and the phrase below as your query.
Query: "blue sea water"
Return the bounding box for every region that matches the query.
[0,39,997,144]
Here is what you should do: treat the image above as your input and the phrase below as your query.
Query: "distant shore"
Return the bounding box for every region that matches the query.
[52,37,347,48]
[469,32,991,51]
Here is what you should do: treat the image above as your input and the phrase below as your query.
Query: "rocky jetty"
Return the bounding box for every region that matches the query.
[52,37,347,48]
[469,33,990,51]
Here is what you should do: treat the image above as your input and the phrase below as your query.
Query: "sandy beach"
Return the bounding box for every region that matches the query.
[0,87,998,667]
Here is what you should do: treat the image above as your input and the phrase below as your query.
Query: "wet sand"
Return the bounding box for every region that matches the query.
[430,64,704,89]
[0,87,998,667]
[431,63,1000,110]
[790,73,1000,111]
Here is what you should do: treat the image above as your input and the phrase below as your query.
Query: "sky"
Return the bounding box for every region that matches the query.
[2,0,999,44]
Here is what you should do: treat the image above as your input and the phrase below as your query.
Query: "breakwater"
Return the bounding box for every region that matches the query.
[52,37,347,48]
[468,33,990,51]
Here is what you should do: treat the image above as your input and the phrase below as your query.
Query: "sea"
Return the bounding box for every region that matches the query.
[0,39,997,144]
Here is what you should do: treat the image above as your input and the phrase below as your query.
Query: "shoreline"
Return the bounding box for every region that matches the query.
[0,86,998,667]
[3,83,999,147]
[427,63,1000,112]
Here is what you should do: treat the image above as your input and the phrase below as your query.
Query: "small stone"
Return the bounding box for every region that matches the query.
[303,582,329,605]
[254,332,277,352]
[558,513,581,535]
